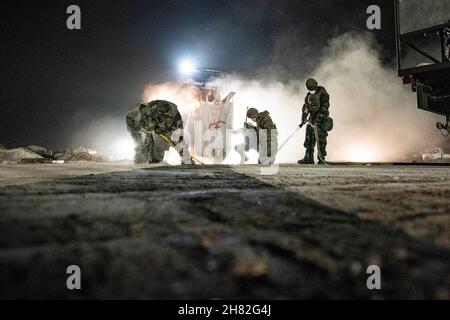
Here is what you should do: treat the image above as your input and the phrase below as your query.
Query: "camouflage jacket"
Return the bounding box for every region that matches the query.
[256,111,277,130]
[246,111,277,131]
[302,86,330,123]
[126,104,145,144]
[139,100,183,136]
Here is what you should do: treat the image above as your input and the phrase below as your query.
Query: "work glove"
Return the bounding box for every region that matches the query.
[245,123,256,130]
[299,122,306,129]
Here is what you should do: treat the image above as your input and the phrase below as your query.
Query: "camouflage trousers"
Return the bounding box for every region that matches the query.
[135,131,192,164]
[304,122,328,160]
[135,132,170,164]
[237,129,278,165]
[258,130,278,165]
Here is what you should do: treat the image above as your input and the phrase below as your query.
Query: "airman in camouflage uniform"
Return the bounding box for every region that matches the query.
[298,78,333,165]
[126,100,192,164]
[245,108,278,165]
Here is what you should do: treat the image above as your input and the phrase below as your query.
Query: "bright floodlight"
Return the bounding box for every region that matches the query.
[179,59,196,75]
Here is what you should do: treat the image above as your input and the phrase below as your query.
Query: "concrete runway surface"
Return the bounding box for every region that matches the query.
[0,163,449,299]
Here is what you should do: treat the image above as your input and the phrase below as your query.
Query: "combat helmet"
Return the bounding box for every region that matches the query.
[247,108,259,119]
[306,78,319,91]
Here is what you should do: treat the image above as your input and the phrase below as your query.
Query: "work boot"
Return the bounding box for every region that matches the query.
[318,152,328,165]
[182,159,196,165]
[298,150,314,164]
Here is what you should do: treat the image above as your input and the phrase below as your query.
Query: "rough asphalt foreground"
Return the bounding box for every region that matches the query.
[0,163,449,299]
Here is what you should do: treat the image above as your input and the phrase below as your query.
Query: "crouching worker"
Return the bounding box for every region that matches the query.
[240,108,278,165]
[126,100,193,164]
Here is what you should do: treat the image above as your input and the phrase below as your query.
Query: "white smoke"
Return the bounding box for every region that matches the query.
[212,33,447,162]
[71,116,135,160]
[71,33,447,163]
[142,82,200,116]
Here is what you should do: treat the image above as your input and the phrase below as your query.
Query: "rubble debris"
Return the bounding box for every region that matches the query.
[0,147,44,163]
[52,151,66,159]
[26,145,53,158]
[422,147,450,162]
[54,147,109,162]
[0,146,110,164]
[21,158,53,164]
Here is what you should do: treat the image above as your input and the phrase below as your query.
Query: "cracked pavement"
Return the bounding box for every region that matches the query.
[0,163,449,299]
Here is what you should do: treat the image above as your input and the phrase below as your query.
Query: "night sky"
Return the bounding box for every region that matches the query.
[1,0,396,149]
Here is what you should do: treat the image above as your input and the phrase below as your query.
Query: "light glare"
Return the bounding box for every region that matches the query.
[112,136,136,160]
[179,59,196,75]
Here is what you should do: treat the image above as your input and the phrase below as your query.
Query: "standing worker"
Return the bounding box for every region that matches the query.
[298,78,333,165]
